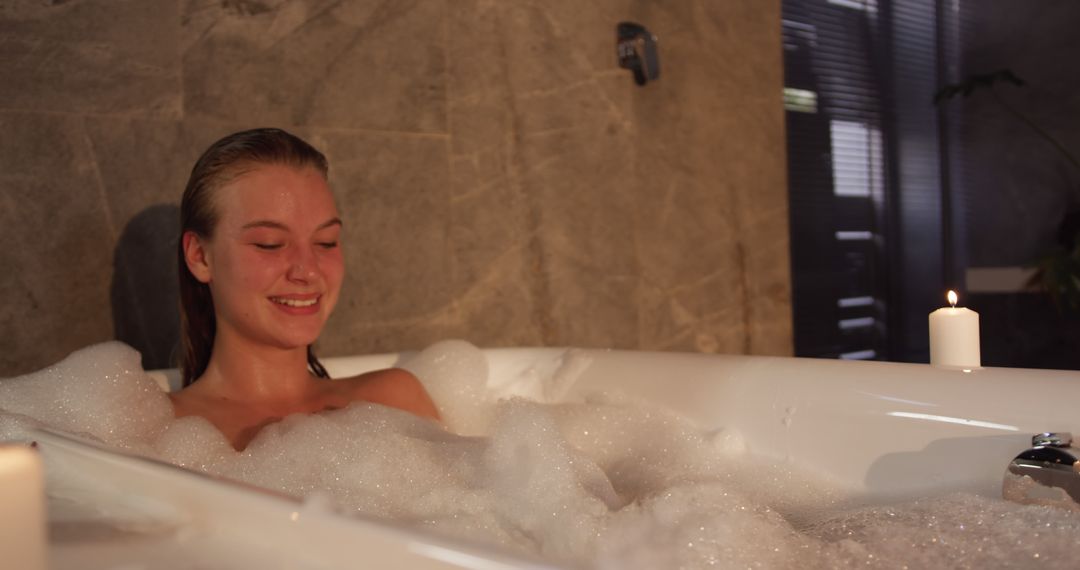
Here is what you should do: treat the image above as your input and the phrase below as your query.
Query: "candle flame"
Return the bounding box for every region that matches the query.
[947,290,958,308]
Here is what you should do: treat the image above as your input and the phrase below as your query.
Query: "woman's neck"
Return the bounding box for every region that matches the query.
[195,331,320,406]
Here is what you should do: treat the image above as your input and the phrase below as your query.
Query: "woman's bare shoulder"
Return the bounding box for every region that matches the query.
[337,368,441,421]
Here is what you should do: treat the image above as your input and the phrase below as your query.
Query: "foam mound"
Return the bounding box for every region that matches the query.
[399,339,492,435]
[0,342,172,447]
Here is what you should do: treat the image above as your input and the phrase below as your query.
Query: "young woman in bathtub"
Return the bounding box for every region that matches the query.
[169,128,440,450]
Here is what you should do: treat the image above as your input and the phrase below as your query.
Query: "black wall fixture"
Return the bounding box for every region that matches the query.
[616,22,659,86]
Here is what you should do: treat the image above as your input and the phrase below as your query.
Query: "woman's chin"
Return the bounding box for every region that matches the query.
[260,325,325,351]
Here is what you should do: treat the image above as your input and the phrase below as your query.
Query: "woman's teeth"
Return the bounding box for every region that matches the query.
[271,297,318,307]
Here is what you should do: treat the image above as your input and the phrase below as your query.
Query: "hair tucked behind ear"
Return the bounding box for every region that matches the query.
[178,128,332,387]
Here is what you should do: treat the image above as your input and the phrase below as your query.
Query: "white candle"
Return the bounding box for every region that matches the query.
[0,446,48,570]
[929,290,981,368]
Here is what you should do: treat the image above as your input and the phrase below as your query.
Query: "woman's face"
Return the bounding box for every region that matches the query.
[186,163,345,351]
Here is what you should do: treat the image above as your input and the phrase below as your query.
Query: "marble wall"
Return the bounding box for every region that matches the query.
[0,0,791,375]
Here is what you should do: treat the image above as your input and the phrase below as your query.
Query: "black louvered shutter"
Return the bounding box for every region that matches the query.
[783,0,963,362]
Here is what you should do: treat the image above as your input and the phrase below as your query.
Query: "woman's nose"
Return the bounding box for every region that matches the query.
[286,246,320,283]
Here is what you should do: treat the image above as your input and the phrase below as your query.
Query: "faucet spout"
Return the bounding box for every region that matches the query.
[1003,432,1080,510]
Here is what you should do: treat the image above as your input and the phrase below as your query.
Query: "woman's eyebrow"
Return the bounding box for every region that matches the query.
[240,218,342,231]
[318,218,343,230]
[241,220,288,231]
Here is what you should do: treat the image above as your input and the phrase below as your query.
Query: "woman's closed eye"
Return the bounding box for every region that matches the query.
[253,243,283,250]
[316,241,339,249]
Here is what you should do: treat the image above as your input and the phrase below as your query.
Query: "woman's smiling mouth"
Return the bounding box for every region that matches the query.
[269,295,320,310]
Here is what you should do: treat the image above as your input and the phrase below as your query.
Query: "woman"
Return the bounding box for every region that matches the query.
[169,128,440,450]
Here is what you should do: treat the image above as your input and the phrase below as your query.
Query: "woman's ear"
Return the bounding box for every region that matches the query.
[183,231,213,284]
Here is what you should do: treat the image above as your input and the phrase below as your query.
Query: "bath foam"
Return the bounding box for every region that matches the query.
[0,342,172,447]
[195,404,489,520]
[148,397,626,562]
[399,339,493,435]
[5,341,1080,569]
[153,415,237,474]
[0,410,45,443]
[595,481,823,569]
[805,493,1080,568]
[477,399,619,559]
[546,392,730,500]
[144,391,848,565]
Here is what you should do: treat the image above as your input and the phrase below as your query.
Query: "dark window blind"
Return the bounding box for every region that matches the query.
[783,0,962,361]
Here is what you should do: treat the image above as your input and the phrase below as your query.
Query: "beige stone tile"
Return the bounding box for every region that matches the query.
[458,274,544,348]
[538,1,634,75]
[0,112,116,375]
[546,268,640,349]
[85,118,249,224]
[439,0,792,353]
[444,19,510,156]
[521,145,642,347]
[0,0,180,116]
[445,0,545,347]
[498,49,640,349]
[724,96,793,356]
[520,131,642,349]
[182,0,447,133]
[309,129,454,352]
[637,266,751,352]
[447,166,530,297]
[618,1,790,356]
[634,177,740,289]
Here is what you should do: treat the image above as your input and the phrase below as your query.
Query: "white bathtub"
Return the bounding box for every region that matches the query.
[33,348,1080,569]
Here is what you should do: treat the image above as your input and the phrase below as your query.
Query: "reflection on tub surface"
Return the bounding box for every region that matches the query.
[3,341,1080,569]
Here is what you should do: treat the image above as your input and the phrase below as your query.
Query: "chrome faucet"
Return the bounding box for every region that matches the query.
[1003,432,1080,510]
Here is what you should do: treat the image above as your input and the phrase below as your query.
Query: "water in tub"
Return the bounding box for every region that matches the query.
[2,340,1080,569]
